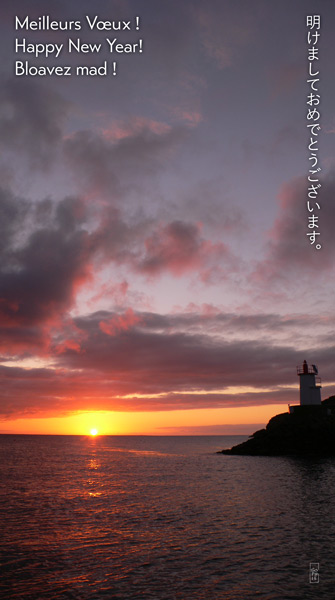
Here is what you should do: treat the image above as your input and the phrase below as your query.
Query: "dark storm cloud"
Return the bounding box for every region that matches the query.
[0,191,92,356]
[0,181,238,355]
[0,187,28,256]
[0,79,69,167]
[0,324,48,355]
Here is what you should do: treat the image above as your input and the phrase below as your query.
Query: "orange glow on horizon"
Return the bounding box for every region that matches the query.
[0,404,287,436]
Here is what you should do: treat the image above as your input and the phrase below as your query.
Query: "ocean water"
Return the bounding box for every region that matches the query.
[0,435,334,600]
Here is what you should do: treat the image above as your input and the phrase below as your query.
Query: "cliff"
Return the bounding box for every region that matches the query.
[219,397,335,456]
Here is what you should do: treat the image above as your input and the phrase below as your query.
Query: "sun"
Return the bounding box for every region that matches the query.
[90,428,99,436]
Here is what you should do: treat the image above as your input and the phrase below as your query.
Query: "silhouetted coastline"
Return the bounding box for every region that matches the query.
[219,397,335,456]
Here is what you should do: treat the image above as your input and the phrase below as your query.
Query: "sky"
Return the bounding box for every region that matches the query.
[0,0,334,435]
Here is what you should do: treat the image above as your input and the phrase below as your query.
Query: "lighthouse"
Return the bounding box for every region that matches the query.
[288,360,322,414]
[297,360,322,406]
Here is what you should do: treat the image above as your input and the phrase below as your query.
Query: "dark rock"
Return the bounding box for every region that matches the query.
[219,398,335,456]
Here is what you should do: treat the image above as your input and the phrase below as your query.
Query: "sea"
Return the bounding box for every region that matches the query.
[0,434,334,600]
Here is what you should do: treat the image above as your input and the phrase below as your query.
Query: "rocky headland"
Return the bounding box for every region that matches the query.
[219,397,335,456]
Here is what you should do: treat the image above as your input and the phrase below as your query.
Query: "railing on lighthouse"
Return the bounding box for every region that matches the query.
[297,364,319,375]
[296,365,321,387]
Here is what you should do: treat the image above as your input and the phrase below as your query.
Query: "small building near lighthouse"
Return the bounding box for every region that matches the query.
[289,359,322,414]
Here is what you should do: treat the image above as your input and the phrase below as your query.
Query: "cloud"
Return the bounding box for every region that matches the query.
[0,179,240,358]
[196,1,256,68]
[64,122,188,197]
[99,308,141,335]
[0,216,91,327]
[1,305,334,418]
[0,186,28,255]
[88,204,237,283]
[102,117,172,141]
[0,79,69,167]
[0,190,93,355]
[252,171,335,284]
[137,220,234,279]
[58,310,335,387]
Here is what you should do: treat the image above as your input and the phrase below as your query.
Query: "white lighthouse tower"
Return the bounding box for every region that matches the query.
[289,360,322,414]
[297,360,321,406]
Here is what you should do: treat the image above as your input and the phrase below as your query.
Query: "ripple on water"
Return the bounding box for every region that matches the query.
[1,435,335,600]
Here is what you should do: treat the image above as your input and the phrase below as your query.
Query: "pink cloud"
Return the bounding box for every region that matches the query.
[99,308,141,336]
[89,280,129,306]
[102,117,172,142]
[171,109,203,128]
[1,307,334,419]
[138,220,233,279]
[252,171,335,284]
[55,339,82,354]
